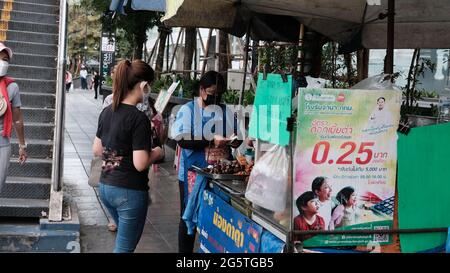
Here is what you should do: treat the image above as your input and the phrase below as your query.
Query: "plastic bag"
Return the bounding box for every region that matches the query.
[351,73,401,91]
[245,145,288,212]
[88,156,102,187]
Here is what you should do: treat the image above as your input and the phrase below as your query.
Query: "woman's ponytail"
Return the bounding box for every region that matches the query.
[112,60,131,111]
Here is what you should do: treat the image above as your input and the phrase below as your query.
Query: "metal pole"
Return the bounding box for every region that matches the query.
[197,28,206,56]
[215,29,220,71]
[147,36,159,64]
[84,5,88,63]
[194,40,197,79]
[298,24,305,74]
[201,29,213,75]
[385,0,395,74]
[165,32,170,72]
[49,0,69,221]
[169,28,183,72]
[292,227,448,236]
[287,120,295,252]
[238,30,250,105]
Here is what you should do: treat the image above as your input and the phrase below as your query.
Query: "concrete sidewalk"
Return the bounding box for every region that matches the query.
[63,89,180,253]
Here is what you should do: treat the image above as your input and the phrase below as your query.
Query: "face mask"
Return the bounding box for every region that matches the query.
[0,60,9,76]
[203,94,220,106]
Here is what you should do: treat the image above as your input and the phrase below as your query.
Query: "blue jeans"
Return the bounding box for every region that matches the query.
[81,77,88,89]
[99,183,149,253]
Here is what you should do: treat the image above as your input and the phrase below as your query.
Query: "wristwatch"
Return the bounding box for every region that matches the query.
[19,143,27,149]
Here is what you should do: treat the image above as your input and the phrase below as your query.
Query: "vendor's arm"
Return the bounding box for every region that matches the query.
[231,140,243,149]
[224,107,244,149]
[177,134,232,149]
[246,138,255,148]
[171,105,229,150]
[177,133,211,150]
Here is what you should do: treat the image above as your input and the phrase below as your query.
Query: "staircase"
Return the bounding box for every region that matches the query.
[0,0,80,253]
[0,0,59,218]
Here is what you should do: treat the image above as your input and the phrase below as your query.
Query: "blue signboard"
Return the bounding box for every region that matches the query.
[197,190,263,253]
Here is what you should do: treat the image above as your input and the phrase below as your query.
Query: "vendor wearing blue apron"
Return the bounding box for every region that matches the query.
[171,71,242,253]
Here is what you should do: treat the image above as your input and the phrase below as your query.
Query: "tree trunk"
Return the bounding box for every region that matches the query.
[132,12,148,60]
[183,27,197,80]
[251,39,259,75]
[303,29,324,78]
[219,30,229,84]
[357,49,369,83]
[332,42,336,88]
[410,49,421,107]
[406,49,419,107]
[133,30,146,60]
[155,28,169,79]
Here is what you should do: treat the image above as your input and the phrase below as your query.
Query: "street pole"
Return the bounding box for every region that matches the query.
[84,6,88,64]
[238,24,251,106]
[385,0,395,74]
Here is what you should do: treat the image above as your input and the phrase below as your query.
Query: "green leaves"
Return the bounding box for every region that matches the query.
[69,0,162,60]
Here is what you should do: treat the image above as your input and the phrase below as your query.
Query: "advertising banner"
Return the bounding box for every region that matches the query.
[294,88,401,247]
[100,32,116,87]
[198,190,263,253]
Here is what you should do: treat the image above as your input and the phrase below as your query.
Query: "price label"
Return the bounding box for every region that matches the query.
[311,141,377,165]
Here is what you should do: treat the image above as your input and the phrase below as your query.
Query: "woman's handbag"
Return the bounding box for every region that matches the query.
[88,156,103,187]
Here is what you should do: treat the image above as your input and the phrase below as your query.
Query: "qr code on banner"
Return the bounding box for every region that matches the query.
[373,226,389,243]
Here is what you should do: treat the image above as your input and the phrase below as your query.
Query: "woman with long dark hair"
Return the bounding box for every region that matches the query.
[92,59,163,253]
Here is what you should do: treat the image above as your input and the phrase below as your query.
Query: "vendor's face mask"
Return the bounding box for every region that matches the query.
[201,86,220,106]
[0,60,9,77]
[203,94,218,106]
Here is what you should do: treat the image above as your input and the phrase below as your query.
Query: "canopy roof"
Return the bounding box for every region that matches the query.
[161,0,450,49]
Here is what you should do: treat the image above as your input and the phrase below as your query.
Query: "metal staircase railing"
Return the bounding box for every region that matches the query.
[48,0,68,221]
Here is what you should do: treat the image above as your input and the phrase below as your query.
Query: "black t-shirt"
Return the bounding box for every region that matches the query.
[96,104,152,191]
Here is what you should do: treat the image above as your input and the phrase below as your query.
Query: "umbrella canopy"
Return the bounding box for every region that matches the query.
[131,0,165,12]
[161,0,450,49]
[110,0,166,13]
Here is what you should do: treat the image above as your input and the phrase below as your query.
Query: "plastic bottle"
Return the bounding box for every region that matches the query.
[178,85,183,98]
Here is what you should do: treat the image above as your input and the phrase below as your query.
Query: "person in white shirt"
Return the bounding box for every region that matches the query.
[311,177,333,230]
[80,66,88,90]
[368,97,392,128]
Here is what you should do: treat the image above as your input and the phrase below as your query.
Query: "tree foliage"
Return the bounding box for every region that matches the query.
[67,3,101,73]
[82,0,162,60]
[321,42,357,88]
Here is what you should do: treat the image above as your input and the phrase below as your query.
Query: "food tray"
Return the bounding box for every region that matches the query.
[191,165,249,181]
[217,179,248,195]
